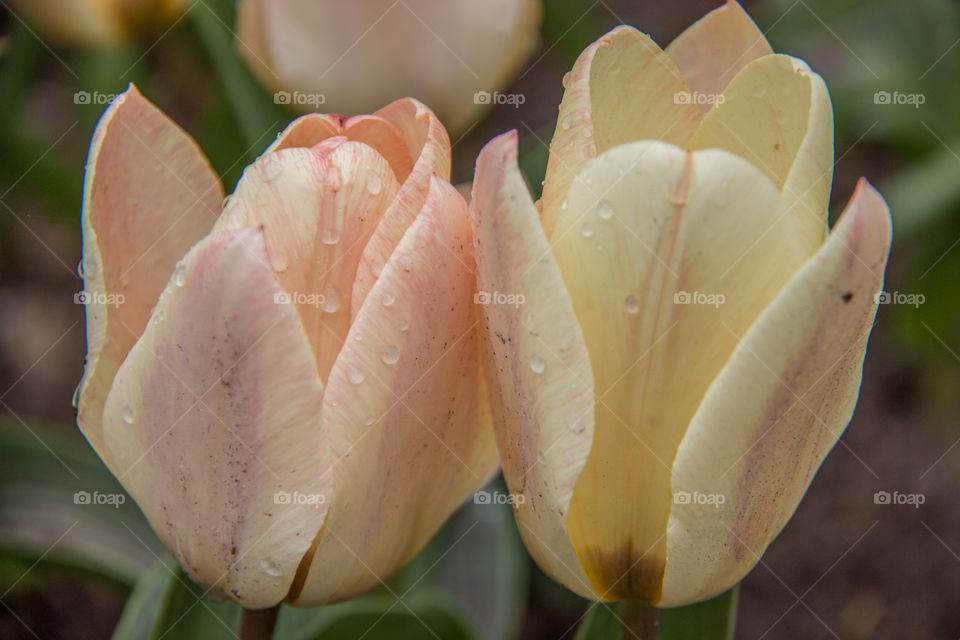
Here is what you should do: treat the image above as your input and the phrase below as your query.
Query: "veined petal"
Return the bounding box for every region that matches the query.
[470,131,598,600]
[664,0,773,111]
[541,27,701,238]
[77,84,223,470]
[552,142,807,602]
[216,143,399,382]
[350,99,452,316]
[687,54,834,255]
[343,114,414,182]
[101,228,329,608]
[266,113,342,153]
[291,177,496,605]
[662,180,891,606]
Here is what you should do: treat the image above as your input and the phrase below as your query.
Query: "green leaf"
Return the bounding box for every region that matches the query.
[302,595,474,640]
[574,602,622,640]
[149,568,241,640]
[659,585,739,640]
[112,560,178,640]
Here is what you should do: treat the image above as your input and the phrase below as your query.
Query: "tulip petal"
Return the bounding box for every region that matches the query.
[664,0,773,111]
[541,27,701,238]
[350,99,452,316]
[469,131,598,600]
[662,180,891,606]
[77,84,223,470]
[101,228,330,608]
[343,115,415,182]
[688,54,834,255]
[266,113,342,153]
[290,177,497,604]
[216,143,399,382]
[551,142,808,602]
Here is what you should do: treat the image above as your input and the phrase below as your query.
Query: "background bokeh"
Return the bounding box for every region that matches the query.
[1,0,958,638]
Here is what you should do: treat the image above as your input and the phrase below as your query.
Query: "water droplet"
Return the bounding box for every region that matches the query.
[366,172,382,195]
[561,198,568,210]
[398,319,409,332]
[173,264,187,287]
[582,129,593,139]
[624,294,639,314]
[326,165,342,191]
[321,228,341,245]
[321,283,341,313]
[561,71,572,88]
[260,558,282,577]
[530,354,545,374]
[597,199,614,220]
[560,115,572,130]
[370,257,384,277]
[260,157,282,181]
[525,313,538,336]
[567,409,585,433]
[347,364,365,385]
[396,253,413,272]
[381,291,395,307]
[353,333,363,342]
[121,405,134,425]
[255,189,269,207]
[580,223,593,238]
[363,414,375,427]
[153,311,165,324]
[380,345,400,365]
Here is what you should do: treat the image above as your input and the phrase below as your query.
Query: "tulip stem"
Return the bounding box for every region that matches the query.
[239,604,280,640]
[621,599,659,639]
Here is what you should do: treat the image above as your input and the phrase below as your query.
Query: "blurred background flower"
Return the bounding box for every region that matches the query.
[1,0,959,638]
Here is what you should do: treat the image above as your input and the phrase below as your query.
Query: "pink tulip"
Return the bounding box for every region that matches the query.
[76,84,497,607]
[470,1,892,606]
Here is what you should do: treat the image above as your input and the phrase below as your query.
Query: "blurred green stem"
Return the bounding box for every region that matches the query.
[621,599,659,639]
[238,605,280,640]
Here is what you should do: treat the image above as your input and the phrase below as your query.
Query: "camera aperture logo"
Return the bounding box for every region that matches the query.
[673,490,725,509]
[873,90,925,108]
[74,91,126,106]
[673,290,725,308]
[274,490,326,508]
[74,490,126,508]
[673,91,724,107]
[473,490,525,506]
[474,90,526,108]
[474,290,525,308]
[274,91,326,107]
[875,290,924,308]
[75,290,125,308]
[274,291,326,308]
[873,490,924,508]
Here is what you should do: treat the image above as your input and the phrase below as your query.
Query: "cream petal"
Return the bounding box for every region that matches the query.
[343,114,414,182]
[291,177,497,604]
[664,0,773,111]
[541,27,701,238]
[662,180,892,606]
[469,131,598,599]
[266,113,342,153]
[687,54,834,255]
[216,142,399,382]
[551,142,808,602]
[350,99,452,316]
[101,228,329,608]
[77,84,223,470]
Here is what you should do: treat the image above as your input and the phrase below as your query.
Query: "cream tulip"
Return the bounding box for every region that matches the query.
[469,1,892,607]
[76,84,496,607]
[6,0,186,47]
[235,0,542,136]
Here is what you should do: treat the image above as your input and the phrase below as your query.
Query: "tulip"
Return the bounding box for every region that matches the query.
[75,84,497,607]
[6,0,187,47]
[469,1,892,607]
[235,0,542,136]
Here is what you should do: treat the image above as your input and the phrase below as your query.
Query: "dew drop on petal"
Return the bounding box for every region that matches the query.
[173,264,187,287]
[363,414,375,427]
[560,115,572,130]
[121,405,134,425]
[326,165,342,191]
[380,345,400,365]
[399,319,409,332]
[260,558,282,577]
[567,409,585,433]
[530,354,545,374]
[366,171,382,195]
[370,257,384,277]
[260,157,282,181]
[597,199,614,220]
[580,223,593,238]
[624,294,639,314]
[321,283,341,313]
[321,228,341,245]
[381,291,395,307]
[346,364,364,385]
